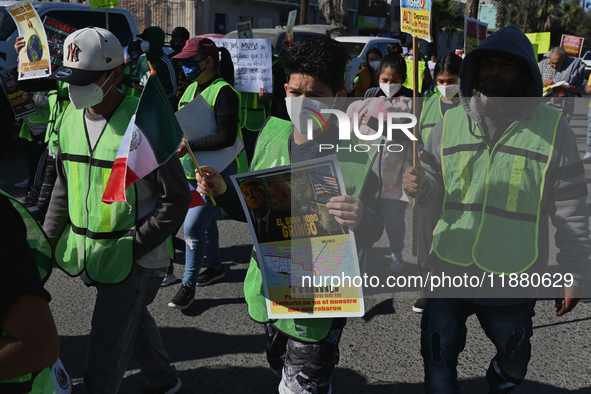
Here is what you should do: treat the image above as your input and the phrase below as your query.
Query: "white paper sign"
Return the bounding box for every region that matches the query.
[194,138,244,174]
[175,94,218,142]
[212,38,273,94]
[175,94,244,172]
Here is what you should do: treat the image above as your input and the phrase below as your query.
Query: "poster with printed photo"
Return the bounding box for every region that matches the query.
[7,1,52,80]
[231,156,365,319]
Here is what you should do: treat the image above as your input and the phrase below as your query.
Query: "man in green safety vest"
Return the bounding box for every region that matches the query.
[43,27,191,394]
[193,37,384,394]
[403,26,591,394]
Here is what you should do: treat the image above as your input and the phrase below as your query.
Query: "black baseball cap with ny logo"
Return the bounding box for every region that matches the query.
[50,27,124,86]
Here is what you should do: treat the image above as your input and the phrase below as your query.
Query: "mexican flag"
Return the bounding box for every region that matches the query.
[102,76,195,205]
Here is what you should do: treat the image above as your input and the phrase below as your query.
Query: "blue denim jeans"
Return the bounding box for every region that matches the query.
[84,264,178,393]
[381,198,407,254]
[182,161,236,289]
[182,196,222,289]
[586,108,591,153]
[421,298,536,394]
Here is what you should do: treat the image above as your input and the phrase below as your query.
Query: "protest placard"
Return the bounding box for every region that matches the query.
[286,10,297,47]
[175,94,244,172]
[42,17,77,72]
[0,68,37,118]
[560,34,584,58]
[211,38,273,93]
[400,0,432,42]
[7,1,51,80]
[232,156,365,319]
[237,21,253,39]
[464,16,488,54]
[525,32,551,55]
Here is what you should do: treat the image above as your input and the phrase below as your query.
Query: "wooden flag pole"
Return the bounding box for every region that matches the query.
[184,139,217,206]
[412,36,420,257]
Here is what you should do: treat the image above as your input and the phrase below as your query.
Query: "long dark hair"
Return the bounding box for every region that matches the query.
[214,47,235,86]
[377,53,407,84]
[433,52,462,80]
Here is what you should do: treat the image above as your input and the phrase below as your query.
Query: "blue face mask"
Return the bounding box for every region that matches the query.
[182,60,204,82]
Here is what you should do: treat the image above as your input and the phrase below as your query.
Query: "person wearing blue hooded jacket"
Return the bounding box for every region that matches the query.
[403,26,590,394]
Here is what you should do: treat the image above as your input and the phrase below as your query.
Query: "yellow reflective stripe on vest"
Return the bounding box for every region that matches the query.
[433,104,561,274]
[55,96,139,284]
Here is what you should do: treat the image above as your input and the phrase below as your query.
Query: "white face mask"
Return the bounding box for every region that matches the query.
[380,82,402,98]
[68,72,114,110]
[369,61,380,70]
[140,40,150,53]
[285,95,338,138]
[437,84,460,99]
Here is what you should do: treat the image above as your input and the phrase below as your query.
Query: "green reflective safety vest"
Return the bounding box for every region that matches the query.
[245,117,377,342]
[433,104,561,274]
[19,92,51,141]
[178,78,248,177]
[0,190,60,393]
[240,91,266,132]
[45,82,70,156]
[122,65,141,97]
[0,358,69,394]
[55,96,140,284]
[419,91,443,144]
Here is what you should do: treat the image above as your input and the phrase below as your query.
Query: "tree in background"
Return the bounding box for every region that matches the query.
[318,0,351,28]
[430,0,465,55]
[508,0,591,52]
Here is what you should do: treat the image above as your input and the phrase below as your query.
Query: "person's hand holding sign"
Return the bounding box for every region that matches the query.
[195,166,227,198]
[326,196,364,229]
[14,36,25,53]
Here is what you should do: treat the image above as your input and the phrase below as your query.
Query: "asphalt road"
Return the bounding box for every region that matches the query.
[1,99,591,393]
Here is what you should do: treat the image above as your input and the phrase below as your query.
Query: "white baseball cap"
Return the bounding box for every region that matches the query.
[51,27,124,86]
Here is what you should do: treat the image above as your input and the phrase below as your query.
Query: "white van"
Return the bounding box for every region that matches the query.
[335,36,402,94]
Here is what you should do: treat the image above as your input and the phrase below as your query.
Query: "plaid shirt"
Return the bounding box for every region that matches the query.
[539,58,556,81]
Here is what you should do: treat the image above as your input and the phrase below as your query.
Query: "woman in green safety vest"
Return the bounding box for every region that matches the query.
[168,37,245,309]
[414,52,462,314]
[0,190,74,393]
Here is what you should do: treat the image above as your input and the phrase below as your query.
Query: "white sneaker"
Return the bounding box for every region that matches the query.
[583,152,591,163]
[14,178,29,188]
[390,252,404,273]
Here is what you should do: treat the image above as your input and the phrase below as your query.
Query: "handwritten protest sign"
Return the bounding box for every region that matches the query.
[7,1,51,80]
[211,38,273,93]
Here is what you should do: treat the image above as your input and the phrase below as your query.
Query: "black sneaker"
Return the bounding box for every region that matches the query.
[143,379,182,394]
[196,266,225,286]
[168,285,195,309]
[413,298,427,314]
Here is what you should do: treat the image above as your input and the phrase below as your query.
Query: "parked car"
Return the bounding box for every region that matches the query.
[582,50,591,78]
[334,36,402,93]
[0,1,139,156]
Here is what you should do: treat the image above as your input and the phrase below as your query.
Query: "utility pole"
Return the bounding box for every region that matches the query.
[300,0,309,25]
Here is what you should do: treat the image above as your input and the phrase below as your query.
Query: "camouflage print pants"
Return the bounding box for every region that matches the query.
[264,323,342,394]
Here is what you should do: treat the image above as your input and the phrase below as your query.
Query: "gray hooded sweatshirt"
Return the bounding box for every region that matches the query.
[417,26,590,302]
